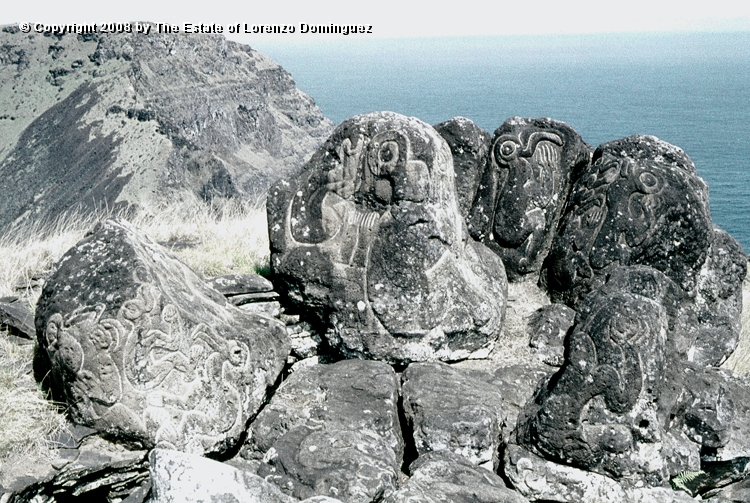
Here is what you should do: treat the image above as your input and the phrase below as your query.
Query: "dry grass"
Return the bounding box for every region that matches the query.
[0,194,271,466]
[0,331,69,473]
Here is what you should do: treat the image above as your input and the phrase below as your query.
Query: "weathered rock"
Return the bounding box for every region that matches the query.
[228,291,281,305]
[401,362,506,470]
[0,26,333,232]
[722,257,750,374]
[516,285,679,485]
[686,228,747,365]
[705,474,750,502]
[286,320,323,360]
[35,219,290,455]
[433,117,491,217]
[0,298,35,339]
[504,444,697,503]
[243,359,402,502]
[384,451,528,503]
[467,117,590,281]
[239,300,282,318]
[206,273,274,296]
[268,111,508,364]
[661,363,750,466]
[147,449,299,503]
[486,362,557,443]
[596,260,746,367]
[545,135,714,307]
[1,433,148,503]
[528,304,575,367]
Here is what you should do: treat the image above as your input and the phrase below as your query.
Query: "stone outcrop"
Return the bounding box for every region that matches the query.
[467,117,590,281]
[385,451,529,503]
[242,359,403,502]
[148,449,344,503]
[516,282,677,485]
[544,135,746,365]
[545,135,714,304]
[510,264,750,498]
[433,117,491,217]
[401,362,506,470]
[35,219,290,455]
[0,426,149,503]
[268,111,508,364]
[0,25,332,232]
[3,109,748,503]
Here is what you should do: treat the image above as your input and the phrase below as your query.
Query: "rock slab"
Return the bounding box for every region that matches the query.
[244,359,403,503]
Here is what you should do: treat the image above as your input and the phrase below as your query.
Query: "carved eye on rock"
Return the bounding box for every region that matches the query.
[494,139,519,164]
[369,130,408,177]
[378,141,399,172]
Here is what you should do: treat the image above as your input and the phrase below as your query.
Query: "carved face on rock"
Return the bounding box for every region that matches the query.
[546,135,713,307]
[467,118,590,281]
[268,112,508,364]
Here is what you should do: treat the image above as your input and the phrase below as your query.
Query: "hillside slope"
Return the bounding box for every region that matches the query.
[0,24,333,232]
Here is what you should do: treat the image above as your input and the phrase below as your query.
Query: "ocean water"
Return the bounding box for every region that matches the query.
[251,32,750,252]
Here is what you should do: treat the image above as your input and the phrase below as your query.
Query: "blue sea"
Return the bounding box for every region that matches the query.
[251,32,750,252]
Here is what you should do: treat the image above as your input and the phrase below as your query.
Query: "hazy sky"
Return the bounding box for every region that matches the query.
[4,0,750,41]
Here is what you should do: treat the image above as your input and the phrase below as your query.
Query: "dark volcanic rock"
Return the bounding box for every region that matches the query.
[384,451,529,503]
[598,260,745,366]
[687,228,747,365]
[267,111,508,364]
[528,303,576,367]
[35,219,290,455]
[2,434,148,503]
[545,135,713,307]
[0,297,35,338]
[467,117,591,281]
[243,359,402,502]
[516,285,678,485]
[661,363,750,467]
[401,362,506,470]
[205,273,274,296]
[433,117,491,217]
[0,26,333,232]
[486,362,557,442]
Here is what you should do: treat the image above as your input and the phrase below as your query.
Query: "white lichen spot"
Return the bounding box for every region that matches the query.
[357,301,366,312]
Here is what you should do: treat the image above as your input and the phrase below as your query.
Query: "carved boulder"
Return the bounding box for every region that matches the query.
[516,284,680,485]
[433,116,491,217]
[35,219,290,456]
[545,135,714,307]
[267,112,507,364]
[467,117,591,281]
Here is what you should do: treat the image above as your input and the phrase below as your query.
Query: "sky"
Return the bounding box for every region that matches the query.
[3,0,750,42]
